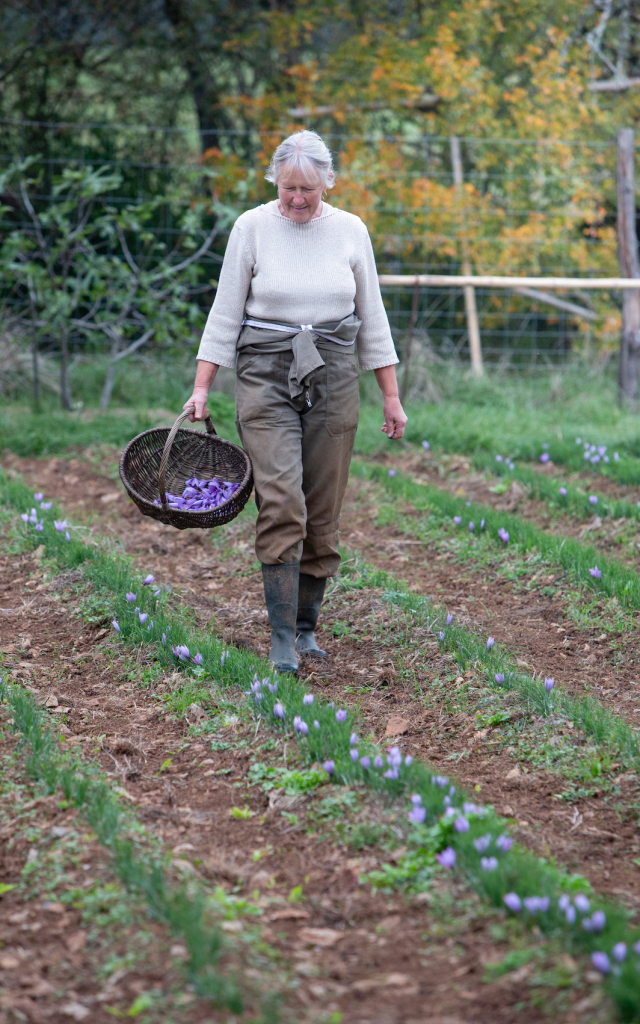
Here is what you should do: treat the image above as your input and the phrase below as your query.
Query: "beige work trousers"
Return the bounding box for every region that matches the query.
[235,340,359,578]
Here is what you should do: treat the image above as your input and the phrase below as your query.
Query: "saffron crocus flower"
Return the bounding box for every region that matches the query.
[481,857,498,871]
[405,755,412,766]
[592,952,610,974]
[558,895,570,910]
[34,492,43,501]
[20,513,28,523]
[439,631,445,641]
[65,531,71,542]
[496,455,503,462]
[565,906,576,924]
[540,453,550,463]
[559,487,567,496]
[544,677,554,692]
[524,896,549,913]
[350,748,358,762]
[474,835,492,852]
[574,894,590,913]
[303,693,314,705]
[453,516,461,525]
[162,633,167,646]
[143,574,155,585]
[384,767,399,780]
[614,452,619,461]
[323,760,334,776]
[411,794,422,806]
[503,893,521,913]
[589,566,602,579]
[409,805,426,824]
[41,501,52,510]
[495,673,505,685]
[374,755,384,769]
[487,637,495,650]
[313,720,320,729]
[126,592,136,602]
[350,732,358,746]
[613,942,627,963]
[453,816,469,833]
[480,519,485,529]
[268,681,278,694]
[422,440,430,450]
[589,495,598,505]
[35,522,44,532]
[498,527,509,544]
[387,747,402,768]
[447,613,453,625]
[591,910,606,932]
[336,709,347,723]
[153,589,161,597]
[273,703,285,720]
[388,469,396,477]
[360,756,370,769]
[436,847,456,868]
[54,520,67,532]
[496,834,513,852]
[469,521,474,531]
[192,653,203,666]
[112,620,121,633]
[139,612,148,624]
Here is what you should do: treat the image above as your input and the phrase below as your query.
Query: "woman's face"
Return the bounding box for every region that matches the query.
[277,167,324,222]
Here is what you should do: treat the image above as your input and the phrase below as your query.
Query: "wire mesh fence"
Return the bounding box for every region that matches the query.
[0,119,621,368]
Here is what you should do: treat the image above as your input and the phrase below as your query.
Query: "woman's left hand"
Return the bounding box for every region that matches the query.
[381,396,408,440]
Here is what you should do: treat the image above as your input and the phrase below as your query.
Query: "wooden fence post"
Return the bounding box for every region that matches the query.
[617,128,640,404]
[400,278,420,404]
[450,136,483,375]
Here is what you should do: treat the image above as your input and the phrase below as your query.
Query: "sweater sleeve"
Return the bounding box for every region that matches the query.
[352,222,398,371]
[196,219,253,368]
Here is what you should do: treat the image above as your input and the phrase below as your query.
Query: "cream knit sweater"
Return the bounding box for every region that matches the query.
[197,200,398,371]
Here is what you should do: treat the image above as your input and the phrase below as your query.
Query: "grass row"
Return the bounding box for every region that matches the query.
[353,461,640,611]
[2,469,640,1017]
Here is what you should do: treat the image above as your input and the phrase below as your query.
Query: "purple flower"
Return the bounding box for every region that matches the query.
[540,453,550,463]
[598,446,607,456]
[614,452,619,461]
[613,942,627,963]
[411,794,422,806]
[350,748,359,762]
[360,756,370,769]
[439,631,445,641]
[503,893,521,913]
[589,566,602,580]
[435,847,456,868]
[544,677,554,692]
[387,747,402,768]
[172,644,189,661]
[589,495,598,505]
[463,802,480,815]
[481,857,498,871]
[54,520,67,532]
[498,527,509,544]
[336,709,347,723]
[139,612,148,624]
[487,637,495,650]
[446,613,453,625]
[153,589,161,597]
[273,703,285,720]
[591,910,606,933]
[268,681,278,694]
[496,455,503,462]
[495,673,505,684]
[591,952,610,974]
[408,805,426,824]
[350,732,358,746]
[384,767,399,780]
[453,816,469,833]
[524,896,549,914]
[388,469,396,477]
[34,492,43,501]
[112,620,121,633]
[469,521,475,531]
[294,716,309,736]
[313,720,320,729]
[162,633,167,646]
[634,940,640,955]
[41,501,52,510]
[453,516,461,525]
[405,755,412,766]
[20,513,28,523]
[422,440,430,450]
[35,522,43,532]
[65,531,71,542]
[474,835,492,852]
[303,693,314,705]
[559,487,567,496]
[323,760,335,776]
[126,592,136,602]
[143,574,155,585]
[374,755,384,769]
[558,895,570,910]
[496,834,513,852]
[480,519,485,529]
[565,906,576,924]
[192,653,203,666]
[574,894,590,913]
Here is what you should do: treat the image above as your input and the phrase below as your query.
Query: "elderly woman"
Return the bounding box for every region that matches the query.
[185,130,407,674]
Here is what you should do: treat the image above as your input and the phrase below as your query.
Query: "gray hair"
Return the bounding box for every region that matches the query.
[265,130,336,189]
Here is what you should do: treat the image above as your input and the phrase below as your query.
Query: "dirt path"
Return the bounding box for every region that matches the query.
[4,452,640,909]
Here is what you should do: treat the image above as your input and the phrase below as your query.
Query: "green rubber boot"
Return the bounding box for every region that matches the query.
[262,562,299,674]
[295,574,327,657]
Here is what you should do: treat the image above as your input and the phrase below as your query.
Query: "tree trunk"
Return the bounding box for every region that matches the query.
[59,329,72,410]
[616,128,640,404]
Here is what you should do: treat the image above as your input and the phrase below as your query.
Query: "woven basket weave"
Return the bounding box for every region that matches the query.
[119,407,253,530]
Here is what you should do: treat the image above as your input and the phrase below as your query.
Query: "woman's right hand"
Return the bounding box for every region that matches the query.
[183,386,210,422]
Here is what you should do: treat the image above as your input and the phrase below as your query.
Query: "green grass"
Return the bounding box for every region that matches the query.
[3,468,640,1018]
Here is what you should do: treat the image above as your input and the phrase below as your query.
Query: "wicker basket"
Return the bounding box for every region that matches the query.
[119,406,253,530]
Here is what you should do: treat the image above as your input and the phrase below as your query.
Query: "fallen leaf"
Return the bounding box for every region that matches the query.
[61,1002,91,1020]
[384,715,408,737]
[99,491,121,504]
[65,930,87,954]
[0,955,20,969]
[298,927,343,947]
[270,908,310,921]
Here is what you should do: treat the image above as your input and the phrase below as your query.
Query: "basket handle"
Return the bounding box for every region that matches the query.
[158,406,217,509]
